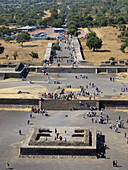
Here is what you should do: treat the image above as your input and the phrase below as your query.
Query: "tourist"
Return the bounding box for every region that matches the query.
[31,106,34,112]
[127,138,128,144]
[114,127,118,133]
[79,101,82,105]
[57,133,59,139]
[6,162,9,169]
[55,128,57,133]
[109,125,112,129]
[95,117,97,123]
[30,113,32,118]
[126,118,128,123]
[27,120,30,125]
[113,160,117,167]
[64,137,66,142]
[124,132,126,137]
[92,118,94,123]
[30,80,32,84]
[19,130,21,135]
[107,117,109,123]
[59,136,62,141]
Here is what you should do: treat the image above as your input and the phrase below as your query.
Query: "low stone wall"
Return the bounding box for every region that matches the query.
[0,98,128,110]
[99,100,128,109]
[40,99,97,110]
[28,66,128,74]
[0,73,6,80]
[20,147,96,156]
[29,67,96,73]
[20,127,97,156]
[0,63,29,79]
[0,98,39,105]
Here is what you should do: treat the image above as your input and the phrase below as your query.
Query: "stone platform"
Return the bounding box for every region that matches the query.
[20,127,97,156]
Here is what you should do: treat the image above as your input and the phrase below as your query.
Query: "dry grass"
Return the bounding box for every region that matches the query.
[115,72,128,79]
[115,73,128,83]
[0,39,56,65]
[66,88,81,92]
[42,10,60,19]
[0,85,49,99]
[113,109,128,114]
[0,107,32,111]
[111,95,128,100]
[42,10,51,19]
[80,26,128,66]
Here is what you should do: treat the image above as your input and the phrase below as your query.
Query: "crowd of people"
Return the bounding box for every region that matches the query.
[41,81,103,101]
[86,107,128,159]
[87,109,109,124]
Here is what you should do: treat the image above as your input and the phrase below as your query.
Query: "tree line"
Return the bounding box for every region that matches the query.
[0,0,127,27]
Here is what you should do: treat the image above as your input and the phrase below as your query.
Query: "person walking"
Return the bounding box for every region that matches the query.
[19,130,21,135]
[30,113,32,118]
[27,119,30,125]
[6,162,9,169]
[92,118,94,123]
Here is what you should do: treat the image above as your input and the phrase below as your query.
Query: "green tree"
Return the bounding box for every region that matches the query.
[51,8,58,19]
[86,36,102,51]
[120,44,126,53]
[119,25,126,31]
[16,32,30,46]
[74,31,78,37]
[41,18,48,27]
[52,44,60,51]
[29,52,38,59]
[13,51,18,60]
[52,18,63,27]
[4,36,14,42]
[5,54,9,59]
[109,57,115,61]
[0,43,4,54]
[87,32,96,39]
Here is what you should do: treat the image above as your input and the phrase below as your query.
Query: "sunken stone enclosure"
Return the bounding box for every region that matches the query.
[20,127,96,156]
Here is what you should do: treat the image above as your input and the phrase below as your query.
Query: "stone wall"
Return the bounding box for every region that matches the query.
[20,127,97,156]
[41,99,97,110]
[29,67,96,73]
[20,147,96,156]
[0,73,5,80]
[28,66,128,74]
[99,100,128,109]
[0,98,128,110]
[0,98,39,105]
[0,63,29,79]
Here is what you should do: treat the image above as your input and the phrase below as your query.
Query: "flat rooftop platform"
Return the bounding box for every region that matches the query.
[20,127,96,156]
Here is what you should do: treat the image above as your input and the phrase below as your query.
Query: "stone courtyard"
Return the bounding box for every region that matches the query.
[0,108,127,169]
[20,127,96,156]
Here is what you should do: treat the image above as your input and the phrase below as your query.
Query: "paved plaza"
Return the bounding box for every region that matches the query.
[0,72,128,169]
[0,108,128,170]
[0,72,128,99]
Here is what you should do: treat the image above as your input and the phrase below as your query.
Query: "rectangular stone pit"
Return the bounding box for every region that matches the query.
[20,127,96,156]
